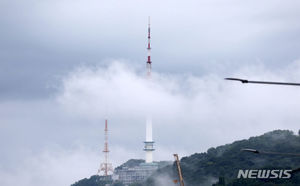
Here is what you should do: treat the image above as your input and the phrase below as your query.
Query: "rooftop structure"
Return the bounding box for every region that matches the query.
[114,163,158,185]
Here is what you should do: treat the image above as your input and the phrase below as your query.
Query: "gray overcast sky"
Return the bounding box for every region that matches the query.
[1,0,300,99]
[1,0,300,186]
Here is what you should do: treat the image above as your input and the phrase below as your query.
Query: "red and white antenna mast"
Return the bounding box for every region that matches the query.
[144,17,155,164]
[98,119,113,176]
[147,16,152,77]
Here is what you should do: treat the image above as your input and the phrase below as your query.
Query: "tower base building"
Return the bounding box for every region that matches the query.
[113,163,158,185]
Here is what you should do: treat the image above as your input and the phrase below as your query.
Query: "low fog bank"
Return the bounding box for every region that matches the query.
[2,60,300,186]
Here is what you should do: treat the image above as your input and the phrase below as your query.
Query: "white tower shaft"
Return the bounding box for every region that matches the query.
[144,17,155,164]
[146,118,153,142]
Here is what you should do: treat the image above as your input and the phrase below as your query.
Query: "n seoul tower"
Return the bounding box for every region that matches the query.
[144,16,155,164]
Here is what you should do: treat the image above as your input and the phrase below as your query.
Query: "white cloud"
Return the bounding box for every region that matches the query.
[0,146,99,186]
[59,60,300,152]
[1,60,300,186]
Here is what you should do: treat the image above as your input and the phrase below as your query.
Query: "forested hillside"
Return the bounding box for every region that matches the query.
[72,130,300,186]
[143,130,300,186]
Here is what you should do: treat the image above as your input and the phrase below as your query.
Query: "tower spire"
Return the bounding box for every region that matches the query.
[98,119,113,176]
[147,16,152,77]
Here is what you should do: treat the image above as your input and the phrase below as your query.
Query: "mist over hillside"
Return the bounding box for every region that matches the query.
[72,129,300,186]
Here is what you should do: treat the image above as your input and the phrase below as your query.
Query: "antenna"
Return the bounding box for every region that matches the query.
[144,17,155,164]
[98,119,113,176]
[147,16,152,78]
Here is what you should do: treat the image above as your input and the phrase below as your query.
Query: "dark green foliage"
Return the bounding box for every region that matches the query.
[114,159,172,171]
[112,182,125,186]
[143,130,300,186]
[212,177,226,186]
[115,159,145,170]
[227,173,300,186]
[71,175,112,186]
[72,130,300,186]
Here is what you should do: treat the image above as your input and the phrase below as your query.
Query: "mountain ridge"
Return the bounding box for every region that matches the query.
[72,129,300,186]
